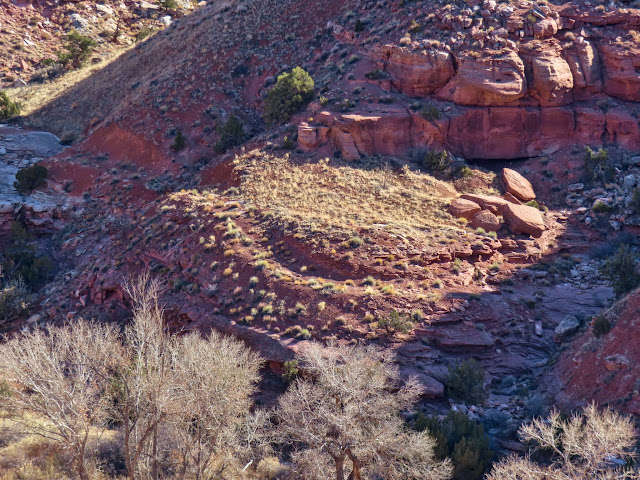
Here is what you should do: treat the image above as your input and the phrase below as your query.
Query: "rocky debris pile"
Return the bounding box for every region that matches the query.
[565,154,640,231]
[449,168,546,238]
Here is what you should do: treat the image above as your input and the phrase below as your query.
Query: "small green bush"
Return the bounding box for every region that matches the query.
[421,104,440,121]
[158,0,178,11]
[458,166,473,178]
[592,200,614,213]
[0,279,31,321]
[365,69,386,80]
[0,91,21,120]
[354,19,364,32]
[348,236,364,248]
[170,130,186,152]
[57,30,97,69]
[599,244,640,298]
[135,26,157,42]
[14,164,48,194]
[592,315,611,338]
[263,67,314,126]
[446,359,487,406]
[415,410,493,480]
[214,115,244,153]
[525,199,541,210]
[283,359,299,382]
[378,309,413,334]
[584,147,614,182]
[423,150,451,172]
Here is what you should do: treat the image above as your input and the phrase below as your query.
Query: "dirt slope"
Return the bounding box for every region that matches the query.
[553,288,640,415]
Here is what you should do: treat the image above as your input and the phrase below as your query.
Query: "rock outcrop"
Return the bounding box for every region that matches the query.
[529,50,574,106]
[437,51,527,106]
[380,45,455,97]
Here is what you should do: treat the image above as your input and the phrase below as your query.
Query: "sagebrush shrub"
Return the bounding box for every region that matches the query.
[378,309,413,334]
[592,315,611,338]
[423,150,451,172]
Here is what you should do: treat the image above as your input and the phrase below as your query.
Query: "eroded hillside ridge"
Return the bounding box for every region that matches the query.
[14,0,640,166]
[300,1,640,160]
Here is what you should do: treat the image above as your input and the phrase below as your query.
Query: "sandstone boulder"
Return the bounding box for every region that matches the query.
[297,123,318,152]
[471,210,501,231]
[604,354,630,371]
[460,193,510,214]
[381,45,455,97]
[504,192,522,204]
[437,51,527,106]
[502,168,536,201]
[554,315,580,342]
[533,18,558,38]
[565,40,602,93]
[450,197,482,220]
[503,203,546,237]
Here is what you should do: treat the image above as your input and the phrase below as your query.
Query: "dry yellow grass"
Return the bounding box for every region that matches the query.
[6,48,130,119]
[234,151,463,243]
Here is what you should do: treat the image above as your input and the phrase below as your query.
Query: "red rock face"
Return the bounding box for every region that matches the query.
[565,40,602,95]
[314,104,413,159]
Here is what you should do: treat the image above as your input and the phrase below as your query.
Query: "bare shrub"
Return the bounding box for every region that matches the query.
[486,403,638,480]
[168,330,264,479]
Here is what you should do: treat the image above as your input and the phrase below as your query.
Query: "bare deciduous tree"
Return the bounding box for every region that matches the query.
[113,273,268,480]
[275,342,452,480]
[168,330,263,480]
[113,273,175,480]
[486,403,638,480]
[0,320,122,480]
